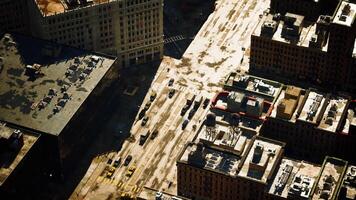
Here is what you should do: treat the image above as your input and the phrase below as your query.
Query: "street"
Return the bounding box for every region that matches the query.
[70,0,270,199]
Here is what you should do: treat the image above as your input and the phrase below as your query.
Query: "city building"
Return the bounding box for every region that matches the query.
[250,0,356,93]
[26,0,163,67]
[311,157,348,200]
[0,33,119,177]
[338,165,356,199]
[0,122,41,198]
[0,0,30,34]
[177,126,285,200]
[270,0,339,20]
[266,158,321,199]
[261,85,356,163]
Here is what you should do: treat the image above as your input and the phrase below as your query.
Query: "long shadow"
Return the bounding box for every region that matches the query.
[53,61,162,200]
[164,0,216,59]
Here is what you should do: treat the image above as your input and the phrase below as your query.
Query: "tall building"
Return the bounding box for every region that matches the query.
[26,0,163,67]
[0,0,30,34]
[250,0,356,93]
[261,85,356,163]
[177,131,285,200]
[0,33,119,178]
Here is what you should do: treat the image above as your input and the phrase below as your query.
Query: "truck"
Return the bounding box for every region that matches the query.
[139,131,150,145]
[193,94,203,109]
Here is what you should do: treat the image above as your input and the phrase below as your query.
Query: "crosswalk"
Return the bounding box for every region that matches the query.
[164,35,185,44]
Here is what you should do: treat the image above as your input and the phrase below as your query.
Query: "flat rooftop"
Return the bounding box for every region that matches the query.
[0,125,39,186]
[35,0,111,16]
[0,33,116,136]
[340,165,356,199]
[312,157,348,200]
[317,96,348,133]
[196,115,259,156]
[332,1,356,27]
[238,137,284,183]
[253,14,329,52]
[268,158,321,199]
[224,73,283,102]
[179,143,241,177]
[341,101,356,135]
[298,91,327,124]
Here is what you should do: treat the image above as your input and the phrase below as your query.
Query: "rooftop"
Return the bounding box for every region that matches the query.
[332,1,356,27]
[238,137,284,183]
[254,14,329,52]
[317,96,348,133]
[268,158,321,199]
[179,142,241,177]
[339,165,356,199]
[224,73,283,102]
[35,0,111,16]
[341,101,356,135]
[271,85,303,121]
[298,91,327,124]
[312,157,348,200]
[0,124,39,186]
[196,114,260,156]
[0,33,116,136]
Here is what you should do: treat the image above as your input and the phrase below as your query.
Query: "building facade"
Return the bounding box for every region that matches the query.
[27,0,163,67]
[250,0,356,93]
[261,85,356,163]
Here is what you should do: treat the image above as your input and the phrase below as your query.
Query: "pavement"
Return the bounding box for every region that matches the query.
[70,0,270,199]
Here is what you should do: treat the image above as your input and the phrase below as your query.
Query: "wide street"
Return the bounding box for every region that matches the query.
[70,0,270,199]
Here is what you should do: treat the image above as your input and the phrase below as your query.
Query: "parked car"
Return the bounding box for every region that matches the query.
[188,108,196,120]
[144,101,151,111]
[138,109,146,120]
[141,116,149,126]
[168,88,175,98]
[203,98,210,109]
[182,119,189,130]
[150,129,158,139]
[181,104,190,116]
[113,157,121,168]
[124,155,132,166]
[168,78,174,86]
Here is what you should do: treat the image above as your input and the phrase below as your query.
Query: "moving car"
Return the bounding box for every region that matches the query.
[168,78,174,86]
[180,104,190,116]
[124,155,132,166]
[203,98,210,109]
[113,157,121,168]
[168,88,175,98]
[150,129,158,139]
[182,119,189,130]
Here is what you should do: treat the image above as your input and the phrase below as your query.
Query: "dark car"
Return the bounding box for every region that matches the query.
[188,109,196,120]
[124,155,132,166]
[144,101,151,111]
[182,119,189,130]
[113,158,121,168]
[107,158,113,165]
[168,89,175,98]
[141,116,149,126]
[203,98,210,109]
[168,78,174,86]
[138,109,146,120]
[180,104,190,116]
[150,129,158,139]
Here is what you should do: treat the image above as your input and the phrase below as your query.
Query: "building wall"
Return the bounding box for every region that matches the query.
[177,162,268,200]
[28,0,163,67]
[261,117,356,164]
[0,0,30,34]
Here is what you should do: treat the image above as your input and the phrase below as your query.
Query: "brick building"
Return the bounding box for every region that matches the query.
[261,85,356,163]
[250,0,356,93]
